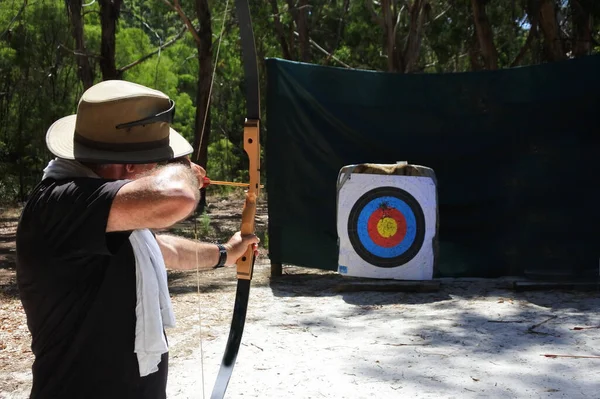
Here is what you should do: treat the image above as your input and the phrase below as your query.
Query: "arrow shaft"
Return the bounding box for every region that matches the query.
[208,180,264,188]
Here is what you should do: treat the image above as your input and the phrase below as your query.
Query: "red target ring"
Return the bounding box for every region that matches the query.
[366,207,407,248]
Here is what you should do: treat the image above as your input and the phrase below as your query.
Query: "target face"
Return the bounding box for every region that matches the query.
[347,186,425,268]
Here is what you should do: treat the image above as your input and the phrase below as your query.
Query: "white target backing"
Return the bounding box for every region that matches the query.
[337,172,437,280]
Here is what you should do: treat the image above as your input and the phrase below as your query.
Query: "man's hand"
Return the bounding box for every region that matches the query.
[223,231,260,266]
[190,162,208,188]
[168,156,208,188]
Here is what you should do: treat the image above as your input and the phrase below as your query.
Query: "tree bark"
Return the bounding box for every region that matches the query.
[297,0,310,62]
[510,19,537,66]
[65,0,94,89]
[367,0,428,73]
[511,2,539,67]
[383,0,398,71]
[98,0,123,80]
[193,0,212,169]
[537,0,565,61]
[468,31,484,71]
[403,0,429,73]
[471,0,499,69]
[366,0,399,72]
[286,0,310,61]
[571,0,592,57]
[269,0,292,59]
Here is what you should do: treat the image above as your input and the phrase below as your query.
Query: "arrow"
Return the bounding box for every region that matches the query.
[204,178,264,189]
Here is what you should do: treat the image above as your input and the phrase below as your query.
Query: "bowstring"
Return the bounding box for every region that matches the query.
[196,1,231,398]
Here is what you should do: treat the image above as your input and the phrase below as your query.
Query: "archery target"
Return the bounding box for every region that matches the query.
[337,173,437,280]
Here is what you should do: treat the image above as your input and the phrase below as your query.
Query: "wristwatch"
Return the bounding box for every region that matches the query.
[214,244,228,268]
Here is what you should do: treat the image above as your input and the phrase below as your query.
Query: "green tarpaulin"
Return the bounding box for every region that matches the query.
[265,56,600,279]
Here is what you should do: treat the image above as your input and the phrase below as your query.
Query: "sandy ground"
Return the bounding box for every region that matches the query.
[163,268,600,399]
[1,202,600,398]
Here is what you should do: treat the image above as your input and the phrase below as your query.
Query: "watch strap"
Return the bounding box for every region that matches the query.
[214,244,227,268]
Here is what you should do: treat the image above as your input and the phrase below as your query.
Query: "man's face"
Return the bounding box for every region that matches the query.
[123,163,158,179]
[94,163,158,180]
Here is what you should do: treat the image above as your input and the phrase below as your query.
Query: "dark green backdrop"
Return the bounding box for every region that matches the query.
[265,56,600,279]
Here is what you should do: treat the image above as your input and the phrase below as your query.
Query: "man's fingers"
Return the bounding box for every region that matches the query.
[186,162,207,188]
[243,234,260,245]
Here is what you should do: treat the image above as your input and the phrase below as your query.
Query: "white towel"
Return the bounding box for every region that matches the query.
[42,158,99,180]
[42,158,175,376]
[130,230,175,376]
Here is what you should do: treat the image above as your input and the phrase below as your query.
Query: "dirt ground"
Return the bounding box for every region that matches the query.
[1,198,600,399]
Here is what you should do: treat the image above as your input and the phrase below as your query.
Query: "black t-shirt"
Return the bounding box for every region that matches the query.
[16,177,168,399]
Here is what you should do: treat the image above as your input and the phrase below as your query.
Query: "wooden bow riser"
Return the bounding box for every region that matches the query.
[237,118,260,280]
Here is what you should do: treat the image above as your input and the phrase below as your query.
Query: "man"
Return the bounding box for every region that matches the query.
[15,80,259,398]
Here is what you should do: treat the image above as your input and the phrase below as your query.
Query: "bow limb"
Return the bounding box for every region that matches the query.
[210,0,260,397]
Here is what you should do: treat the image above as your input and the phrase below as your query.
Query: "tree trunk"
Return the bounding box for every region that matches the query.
[193,0,213,213]
[98,0,123,80]
[269,0,292,59]
[571,0,592,57]
[471,0,499,69]
[286,0,310,61]
[297,0,310,61]
[510,19,537,66]
[382,0,399,71]
[537,0,565,61]
[17,94,25,201]
[366,0,429,73]
[65,0,94,89]
[468,29,484,71]
[403,0,429,73]
[511,1,539,67]
[193,0,212,168]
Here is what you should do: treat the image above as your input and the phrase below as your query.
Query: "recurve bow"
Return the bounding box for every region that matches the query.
[209,0,260,397]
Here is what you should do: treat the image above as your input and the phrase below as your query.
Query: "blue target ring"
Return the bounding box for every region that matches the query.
[348,186,425,268]
[356,196,417,258]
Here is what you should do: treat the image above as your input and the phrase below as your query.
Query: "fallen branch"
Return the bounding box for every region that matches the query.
[572,325,600,331]
[527,315,557,335]
[542,354,600,359]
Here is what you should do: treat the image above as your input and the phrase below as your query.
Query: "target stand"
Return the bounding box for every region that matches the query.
[337,162,439,280]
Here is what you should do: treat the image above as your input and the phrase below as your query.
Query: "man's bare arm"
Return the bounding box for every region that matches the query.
[107,164,200,232]
[155,232,260,270]
[155,234,222,270]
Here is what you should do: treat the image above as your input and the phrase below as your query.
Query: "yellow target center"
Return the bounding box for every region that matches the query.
[377,217,398,238]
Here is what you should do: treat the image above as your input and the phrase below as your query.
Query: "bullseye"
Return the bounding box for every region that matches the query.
[378,217,397,237]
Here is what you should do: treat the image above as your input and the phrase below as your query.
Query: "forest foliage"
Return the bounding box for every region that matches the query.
[0,0,598,202]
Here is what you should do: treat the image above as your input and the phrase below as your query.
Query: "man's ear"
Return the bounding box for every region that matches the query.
[167,156,191,167]
[124,163,157,179]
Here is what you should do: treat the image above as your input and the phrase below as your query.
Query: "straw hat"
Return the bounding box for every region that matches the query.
[46,80,193,163]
